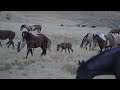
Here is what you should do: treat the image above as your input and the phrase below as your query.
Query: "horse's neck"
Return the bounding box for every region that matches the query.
[99,34,106,41]
[97,37,105,44]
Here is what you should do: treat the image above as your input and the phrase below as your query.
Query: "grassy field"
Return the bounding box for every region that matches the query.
[0,11,117,79]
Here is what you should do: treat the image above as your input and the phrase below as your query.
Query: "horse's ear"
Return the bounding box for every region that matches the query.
[82,60,85,64]
[78,60,81,65]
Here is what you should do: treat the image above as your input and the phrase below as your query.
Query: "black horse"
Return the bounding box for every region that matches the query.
[76,47,120,79]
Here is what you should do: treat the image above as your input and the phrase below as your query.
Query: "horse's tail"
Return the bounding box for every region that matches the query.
[80,33,89,48]
[47,38,52,52]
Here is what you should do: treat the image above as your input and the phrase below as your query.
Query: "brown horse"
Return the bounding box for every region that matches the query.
[20,24,42,33]
[17,36,52,53]
[109,29,120,35]
[57,43,73,54]
[0,30,15,49]
[92,34,114,52]
[22,31,49,59]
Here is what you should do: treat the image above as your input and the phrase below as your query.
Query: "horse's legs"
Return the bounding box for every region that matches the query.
[89,42,92,50]
[70,48,73,53]
[30,49,33,56]
[26,49,31,59]
[61,48,63,53]
[65,49,67,53]
[68,48,70,54]
[41,48,47,56]
[6,41,10,46]
[6,40,14,49]
[44,48,47,55]
[10,41,14,49]
[85,42,89,50]
[7,42,11,47]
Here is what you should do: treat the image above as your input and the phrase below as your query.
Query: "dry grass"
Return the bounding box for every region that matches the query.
[0,63,11,71]
[61,63,78,75]
[0,12,114,79]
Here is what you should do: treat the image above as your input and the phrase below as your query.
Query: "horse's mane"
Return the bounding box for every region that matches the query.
[81,33,89,47]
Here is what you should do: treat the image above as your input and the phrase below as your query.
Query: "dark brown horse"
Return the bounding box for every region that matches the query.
[17,36,52,53]
[22,31,49,59]
[20,24,42,33]
[57,43,73,54]
[0,30,15,49]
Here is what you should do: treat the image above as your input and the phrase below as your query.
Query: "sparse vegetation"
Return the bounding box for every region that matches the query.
[0,11,118,79]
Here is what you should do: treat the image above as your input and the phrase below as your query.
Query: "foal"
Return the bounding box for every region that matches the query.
[57,43,73,54]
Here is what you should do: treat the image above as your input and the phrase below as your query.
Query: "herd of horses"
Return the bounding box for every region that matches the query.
[1,24,120,79]
[0,24,72,59]
[80,29,120,52]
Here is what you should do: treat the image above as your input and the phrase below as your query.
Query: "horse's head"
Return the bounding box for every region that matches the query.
[92,34,99,50]
[20,24,26,31]
[76,60,89,79]
[22,31,31,41]
[17,40,26,52]
[76,60,95,79]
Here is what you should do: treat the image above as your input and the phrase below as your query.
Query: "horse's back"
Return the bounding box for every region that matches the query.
[59,43,72,48]
[86,47,120,70]
[0,30,15,39]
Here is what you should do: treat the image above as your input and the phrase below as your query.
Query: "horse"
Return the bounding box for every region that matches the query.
[21,31,49,59]
[17,36,52,52]
[0,30,15,49]
[109,29,120,35]
[93,33,120,52]
[80,33,95,50]
[20,24,42,33]
[57,43,73,54]
[76,47,120,79]
[92,33,114,52]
